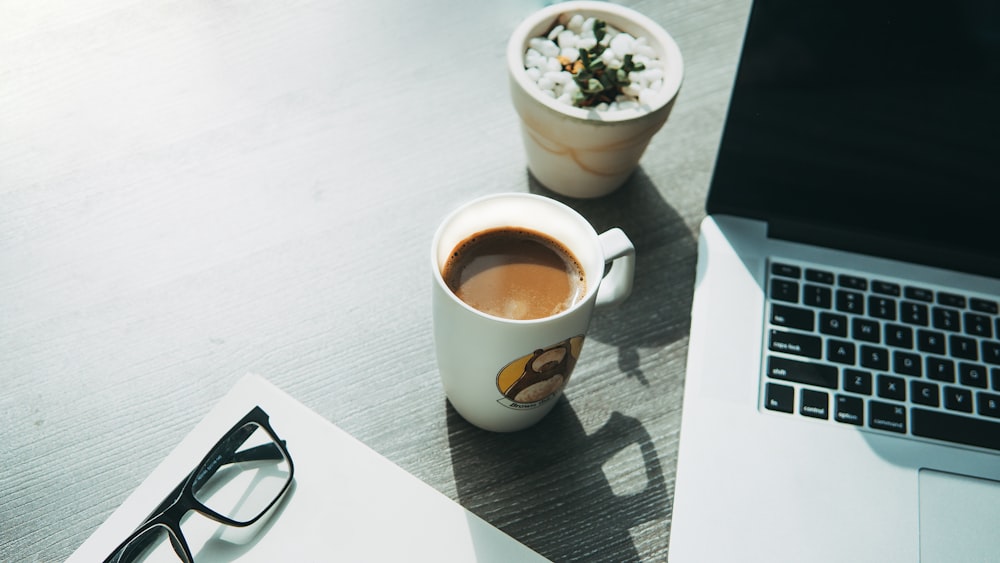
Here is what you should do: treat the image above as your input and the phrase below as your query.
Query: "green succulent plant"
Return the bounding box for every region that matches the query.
[558,20,646,108]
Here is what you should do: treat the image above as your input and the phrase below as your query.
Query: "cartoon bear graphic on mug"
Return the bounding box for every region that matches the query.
[497,336,584,405]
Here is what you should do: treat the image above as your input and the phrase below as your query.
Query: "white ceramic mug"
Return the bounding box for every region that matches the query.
[431,193,635,432]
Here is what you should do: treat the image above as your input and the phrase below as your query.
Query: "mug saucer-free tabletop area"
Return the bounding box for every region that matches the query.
[0,1,749,561]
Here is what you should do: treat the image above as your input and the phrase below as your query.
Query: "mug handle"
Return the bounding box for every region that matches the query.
[595,228,635,308]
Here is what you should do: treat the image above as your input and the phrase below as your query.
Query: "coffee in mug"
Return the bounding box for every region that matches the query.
[441,227,586,321]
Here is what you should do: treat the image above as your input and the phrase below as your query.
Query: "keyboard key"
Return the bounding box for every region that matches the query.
[994,368,1000,391]
[937,292,967,309]
[981,340,1000,366]
[765,382,794,413]
[893,351,921,377]
[884,324,914,349]
[860,345,889,371]
[868,296,897,321]
[932,307,961,332]
[959,362,988,388]
[853,318,880,343]
[900,301,929,326]
[800,389,829,419]
[871,281,901,296]
[803,284,833,309]
[827,339,856,365]
[911,380,940,407]
[806,269,835,284]
[917,329,946,354]
[926,357,956,383]
[944,386,974,413]
[877,375,906,401]
[869,401,907,433]
[970,298,998,315]
[769,330,822,359]
[905,287,934,302]
[912,407,1000,451]
[836,290,864,314]
[771,304,814,331]
[843,369,873,395]
[964,312,993,338]
[771,263,801,279]
[819,312,848,337]
[949,335,978,360]
[770,279,799,303]
[835,395,864,425]
[766,356,838,389]
[839,274,868,291]
[979,392,1000,419]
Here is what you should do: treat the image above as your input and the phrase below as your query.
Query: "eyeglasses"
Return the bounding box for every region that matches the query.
[105,406,294,563]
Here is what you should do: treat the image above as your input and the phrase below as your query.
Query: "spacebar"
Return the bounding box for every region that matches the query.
[911,408,1000,451]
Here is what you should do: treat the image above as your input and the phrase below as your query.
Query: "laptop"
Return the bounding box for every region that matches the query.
[670,1,1000,561]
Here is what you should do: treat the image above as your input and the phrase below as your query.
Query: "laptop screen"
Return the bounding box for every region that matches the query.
[707,0,1000,278]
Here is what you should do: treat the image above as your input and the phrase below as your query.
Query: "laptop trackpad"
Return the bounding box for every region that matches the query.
[919,469,1000,562]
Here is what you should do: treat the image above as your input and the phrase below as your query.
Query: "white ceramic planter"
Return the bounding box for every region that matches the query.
[507,1,684,198]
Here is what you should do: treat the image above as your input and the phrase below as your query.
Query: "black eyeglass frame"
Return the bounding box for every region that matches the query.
[104,405,294,563]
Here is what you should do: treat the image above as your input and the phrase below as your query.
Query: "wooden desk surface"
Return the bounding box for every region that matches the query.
[0,1,749,560]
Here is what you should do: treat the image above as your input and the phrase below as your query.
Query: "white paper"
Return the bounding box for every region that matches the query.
[70,373,548,562]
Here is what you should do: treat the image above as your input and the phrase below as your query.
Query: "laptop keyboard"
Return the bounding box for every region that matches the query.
[762,259,1000,452]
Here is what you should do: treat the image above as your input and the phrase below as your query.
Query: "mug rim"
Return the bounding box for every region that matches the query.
[431,192,603,325]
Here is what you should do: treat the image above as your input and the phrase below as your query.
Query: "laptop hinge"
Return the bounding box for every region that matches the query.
[768,219,1000,280]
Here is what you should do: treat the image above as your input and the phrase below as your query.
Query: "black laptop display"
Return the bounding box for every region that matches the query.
[707,0,1000,277]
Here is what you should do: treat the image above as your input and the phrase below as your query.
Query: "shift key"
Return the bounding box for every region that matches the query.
[767,356,838,389]
[769,329,822,359]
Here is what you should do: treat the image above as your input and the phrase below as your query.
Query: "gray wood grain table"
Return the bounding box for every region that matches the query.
[0,1,749,560]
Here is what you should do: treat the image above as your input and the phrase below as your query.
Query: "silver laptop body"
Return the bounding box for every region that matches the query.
[670,1,1000,561]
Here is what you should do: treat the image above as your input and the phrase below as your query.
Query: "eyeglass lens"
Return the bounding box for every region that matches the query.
[194,421,291,523]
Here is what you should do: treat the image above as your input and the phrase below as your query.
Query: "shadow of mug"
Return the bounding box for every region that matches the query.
[529,167,698,384]
[447,399,669,561]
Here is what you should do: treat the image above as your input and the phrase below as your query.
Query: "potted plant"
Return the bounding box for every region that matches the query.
[507,1,684,198]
